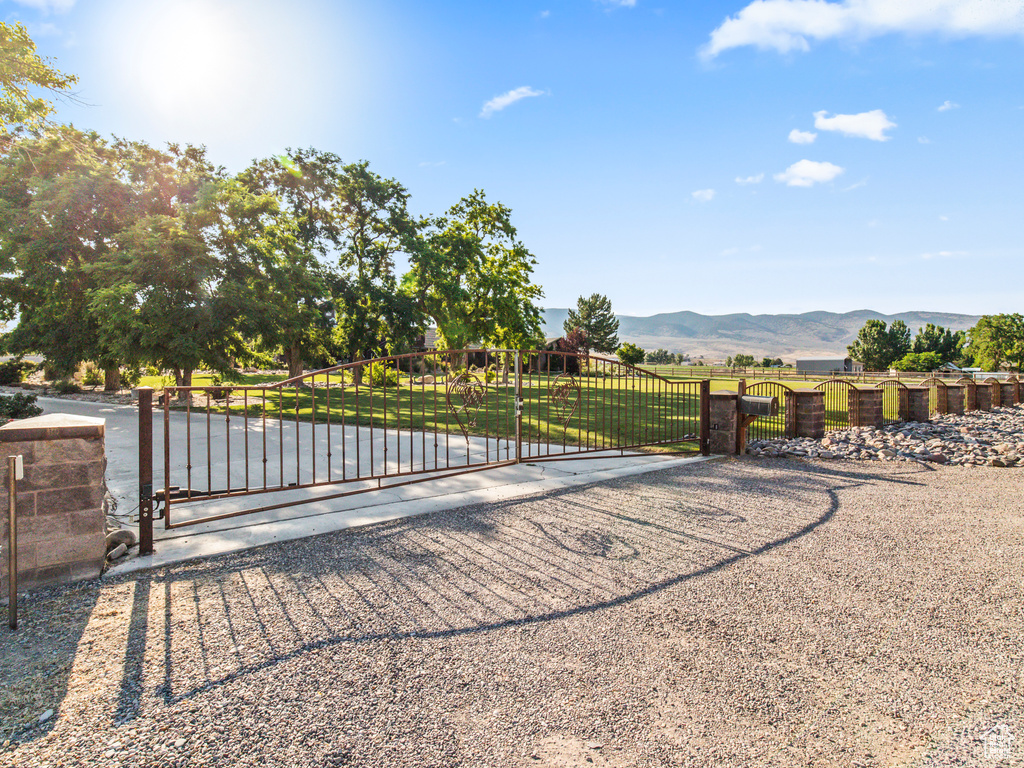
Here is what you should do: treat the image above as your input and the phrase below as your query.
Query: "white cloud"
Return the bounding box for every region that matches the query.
[735,173,765,184]
[921,250,968,259]
[479,86,545,118]
[540,10,551,18]
[596,0,638,7]
[938,99,960,111]
[788,128,817,144]
[917,136,931,143]
[701,0,1024,59]
[10,0,75,11]
[939,214,949,221]
[814,109,896,140]
[692,188,716,202]
[774,159,844,186]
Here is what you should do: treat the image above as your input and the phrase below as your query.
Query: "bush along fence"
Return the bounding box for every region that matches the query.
[711,376,1021,453]
[643,365,990,383]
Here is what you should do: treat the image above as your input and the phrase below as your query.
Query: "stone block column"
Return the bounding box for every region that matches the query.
[785,389,824,439]
[960,381,977,411]
[708,391,738,455]
[1000,382,1017,406]
[906,387,931,423]
[945,384,965,415]
[849,387,884,429]
[976,383,993,411]
[988,381,1002,408]
[1,414,106,593]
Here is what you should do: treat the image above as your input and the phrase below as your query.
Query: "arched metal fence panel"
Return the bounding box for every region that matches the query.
[744,381,794,440]
[813,379,859,431]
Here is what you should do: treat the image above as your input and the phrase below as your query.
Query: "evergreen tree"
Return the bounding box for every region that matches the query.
[563,294,619,354]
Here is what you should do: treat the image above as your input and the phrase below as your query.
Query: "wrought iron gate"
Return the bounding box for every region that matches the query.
[138,350,710,552]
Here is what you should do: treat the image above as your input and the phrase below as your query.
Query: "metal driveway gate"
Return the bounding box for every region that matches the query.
[137,350,710,553]
[875,379,910,424]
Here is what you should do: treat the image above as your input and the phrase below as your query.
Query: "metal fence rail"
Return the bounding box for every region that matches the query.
[875,379,909,424]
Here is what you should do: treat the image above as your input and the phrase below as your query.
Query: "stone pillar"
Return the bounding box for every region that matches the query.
[906,387,931,423]
[960,381,977,411]
[896,387,910,422]
[1,414,106,593]
[786,389,824,439]
[945,384,965,415]
[976,383,993,411]
[708,391,738,455]
[849,387,883,429]
[1000,382,1017,406]
[988,381,1002,408]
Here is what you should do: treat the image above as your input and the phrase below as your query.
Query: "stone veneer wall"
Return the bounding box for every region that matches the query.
[786,389,824,439]
[945,385,966,416]
[849,388,883,429]
[975,383,993,411]
[1,414,107,593]
[708,392,738,455]
[907,388,930,423]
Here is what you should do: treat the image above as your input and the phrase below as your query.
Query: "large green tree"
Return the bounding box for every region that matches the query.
[88,141,241,387]
[966,314,1024,372]
[405,189,543,356]
[329,161,420,381]
[912,323,965,364]
[220,150,337,378]
[0,128,132,382]
[847,319,911,371]
[563,293,619,354]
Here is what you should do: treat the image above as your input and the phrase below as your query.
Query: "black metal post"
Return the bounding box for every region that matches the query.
[700,380,711,456]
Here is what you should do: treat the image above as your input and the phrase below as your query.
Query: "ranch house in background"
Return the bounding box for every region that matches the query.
[796,357,865,374]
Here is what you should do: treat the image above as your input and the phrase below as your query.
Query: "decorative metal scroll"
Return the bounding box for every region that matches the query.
[446,371,486,438]
[549,373,581,425]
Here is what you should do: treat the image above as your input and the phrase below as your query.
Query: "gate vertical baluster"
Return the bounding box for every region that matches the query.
[326,372,332,483]
[409,355,415,473]
[186,392,192,499]
[421,361,426,472]
[225,390,230,493]
[206,392,212,495]
[432,353,438,471]
[368,366,374,478]
[260,389,267,490]
[138,387,153,555]
[444,353,450,469]
[383,359,389,475]
[342,371,349,481]
[700,379,711,455]
[278,388,283,488]
[244,391,249,491]
[514,350,522,464]
[295,382,300,487]
[395,357,401,474]
[484,350,490,465]
[311,375,316,485]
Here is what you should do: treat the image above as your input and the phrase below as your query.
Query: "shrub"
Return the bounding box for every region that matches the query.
[369,362,399,388]
[0,358,34,386]
[0,392,43,424]
[82,365,103,387]
[121,367,143,389]
[53,380,82,394]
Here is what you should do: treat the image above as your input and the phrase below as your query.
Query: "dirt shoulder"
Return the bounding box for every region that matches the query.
[2,459,1022,767]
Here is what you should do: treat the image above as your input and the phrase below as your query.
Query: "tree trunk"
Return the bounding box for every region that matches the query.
[172,368,193,397]
[283,342,304,379]
[103,367,121,392]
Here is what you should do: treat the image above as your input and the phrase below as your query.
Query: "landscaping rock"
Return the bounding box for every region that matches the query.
[747,404,1024,468]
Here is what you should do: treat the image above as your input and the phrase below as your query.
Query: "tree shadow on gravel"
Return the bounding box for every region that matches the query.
[108,460,932,719]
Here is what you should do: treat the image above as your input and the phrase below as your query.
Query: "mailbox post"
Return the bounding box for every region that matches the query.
[737,395,779,452]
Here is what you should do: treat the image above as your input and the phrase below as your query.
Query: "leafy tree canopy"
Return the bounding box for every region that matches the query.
[912,323,965,364]
[847,319,911,371]
[616,342,645,367]
[892,351,943,372]
[966,314,1024,372]
[0,21,79,138]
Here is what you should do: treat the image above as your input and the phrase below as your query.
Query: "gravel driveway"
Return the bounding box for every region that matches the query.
[2,458,1022,767]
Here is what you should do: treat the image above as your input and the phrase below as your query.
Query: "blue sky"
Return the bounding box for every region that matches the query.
[7,0,1024,316]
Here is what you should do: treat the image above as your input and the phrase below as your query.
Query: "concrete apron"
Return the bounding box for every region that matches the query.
[34,396,715,575]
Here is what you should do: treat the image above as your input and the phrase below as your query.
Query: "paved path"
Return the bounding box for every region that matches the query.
[35,397,711,572]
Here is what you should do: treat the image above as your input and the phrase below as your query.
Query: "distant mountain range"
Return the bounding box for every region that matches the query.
[541,309,982,361]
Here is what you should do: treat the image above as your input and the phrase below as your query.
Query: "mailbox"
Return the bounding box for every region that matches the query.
[739,395,778,418]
